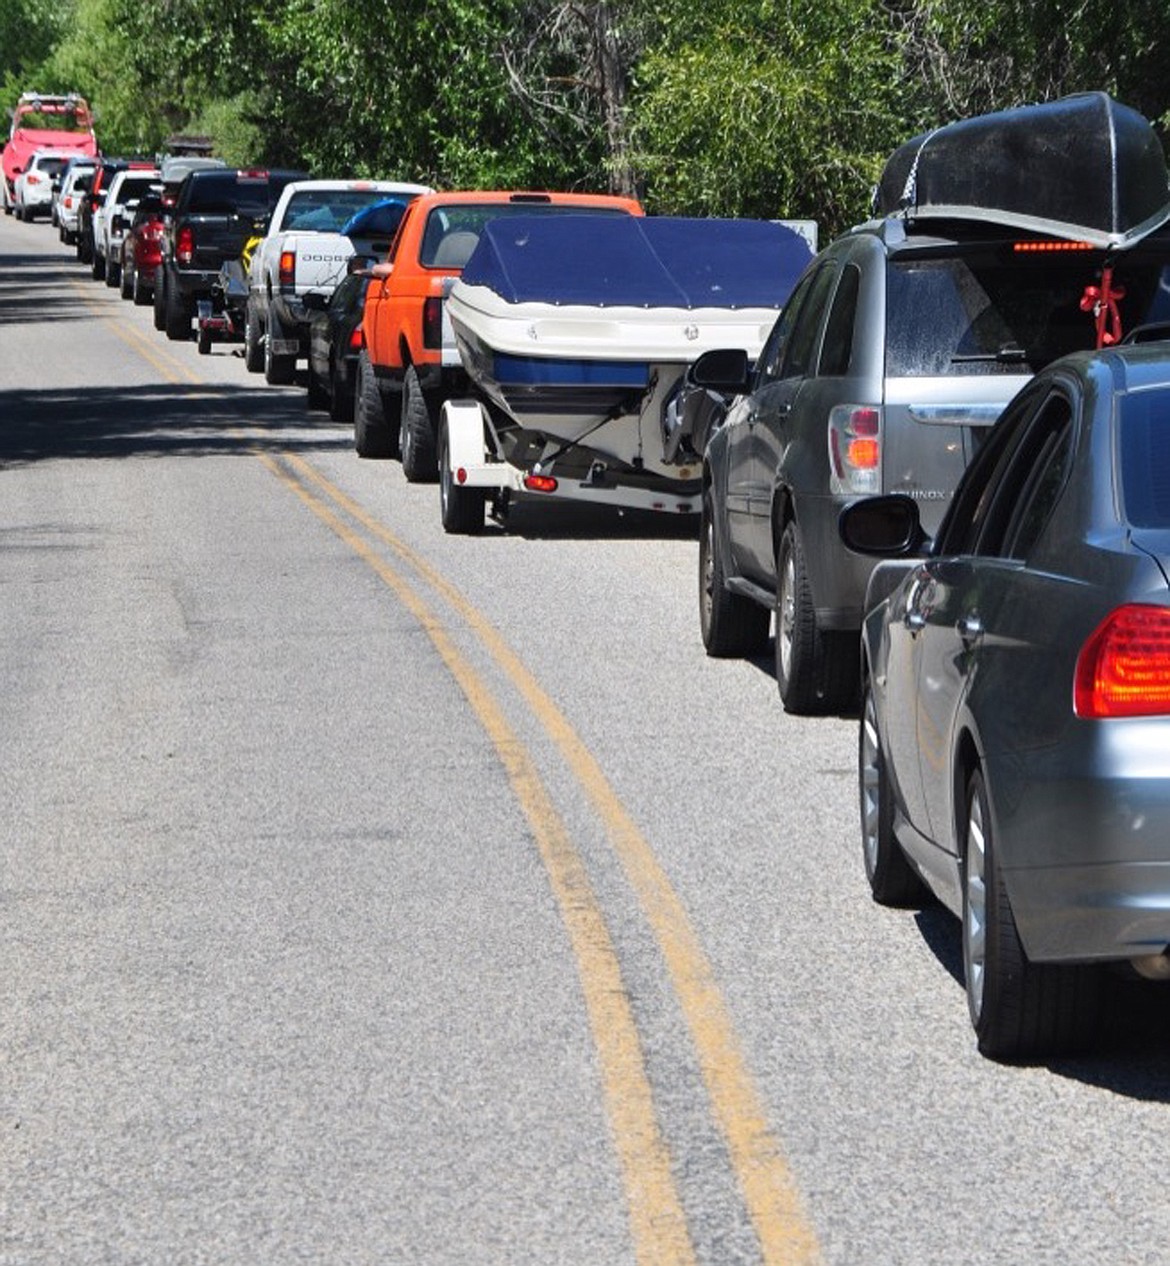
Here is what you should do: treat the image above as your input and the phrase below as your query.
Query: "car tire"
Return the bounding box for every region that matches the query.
[859,676,930,906]
[120,265,133,299]
[328,363,352,423]
[962,767,1101,1061]
[306,368,329,410]
[153,274,167,331]
[105,259,120,288]
[243,304,264,373]
[164,283,190,341]
[699,490,769,657]
[353,351,396,458]
[400,366,438,482]
[439,416,485,534]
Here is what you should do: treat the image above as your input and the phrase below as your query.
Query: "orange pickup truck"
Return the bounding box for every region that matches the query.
[356,189,644,477]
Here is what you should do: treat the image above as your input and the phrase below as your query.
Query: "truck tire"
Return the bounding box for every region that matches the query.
[353,352,397,459]
[105,258,121,288]
[243,303,264,373]
[120,265,133,299]
[328,363,352,423]
[153,274,167,330]
[400,365,438,482]
[165,283,190,341]
[91,248,106,281]
[264,330,296,385]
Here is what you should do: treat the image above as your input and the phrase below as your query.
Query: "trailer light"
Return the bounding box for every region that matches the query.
[524,474,558,494]
[456,467,468,485]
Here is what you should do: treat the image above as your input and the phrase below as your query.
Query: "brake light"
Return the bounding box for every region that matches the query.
[348,326,364,351]
[177,226,194,264]
[27,173,41,185]
[1074,605,1170,718]
[423,296,442,350]
[828,405,882,495]
[1014,240,1094,253]
[279,249,296,289]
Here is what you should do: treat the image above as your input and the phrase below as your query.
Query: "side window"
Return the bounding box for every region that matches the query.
[778,263,838,380]
[997,397,1076,559]
[818,263,860,378]
[756,269,815,385]
[934,383,1046,556]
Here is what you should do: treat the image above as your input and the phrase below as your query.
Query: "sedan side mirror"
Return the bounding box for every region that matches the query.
[838,495,929,557]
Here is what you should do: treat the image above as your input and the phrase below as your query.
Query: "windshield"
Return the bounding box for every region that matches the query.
[887,242,1170,377]
[283,189,400,232]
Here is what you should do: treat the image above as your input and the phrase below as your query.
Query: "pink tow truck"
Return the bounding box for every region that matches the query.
[2,93,98,213]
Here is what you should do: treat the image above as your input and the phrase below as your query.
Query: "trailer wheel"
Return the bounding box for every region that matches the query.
[197,323,212,355]
[439,417,485,535]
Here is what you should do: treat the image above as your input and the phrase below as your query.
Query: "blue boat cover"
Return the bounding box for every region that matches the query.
[459,216,814,309]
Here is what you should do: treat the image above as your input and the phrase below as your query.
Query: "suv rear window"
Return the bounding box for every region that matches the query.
[886,244,1170,378]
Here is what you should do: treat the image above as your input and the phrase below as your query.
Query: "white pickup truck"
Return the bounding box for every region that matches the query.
[245,178,431,384]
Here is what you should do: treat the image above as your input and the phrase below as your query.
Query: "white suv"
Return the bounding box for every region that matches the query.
[13,150,74,221]
[92,168,160,286]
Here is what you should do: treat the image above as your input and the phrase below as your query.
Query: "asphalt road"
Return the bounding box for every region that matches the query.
[4,211,1170,1266]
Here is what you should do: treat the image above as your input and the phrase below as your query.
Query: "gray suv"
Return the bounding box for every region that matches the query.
[696,216,1170,714]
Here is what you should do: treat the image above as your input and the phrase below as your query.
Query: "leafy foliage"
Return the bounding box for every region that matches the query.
[5,0,1169,241]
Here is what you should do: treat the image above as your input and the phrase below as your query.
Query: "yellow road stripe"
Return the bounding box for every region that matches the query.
[257,452,696,1266]
[65,276,203,384]
[286,457,823,1265]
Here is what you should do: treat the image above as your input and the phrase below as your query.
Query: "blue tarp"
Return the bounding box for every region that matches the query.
[459,215,814,309]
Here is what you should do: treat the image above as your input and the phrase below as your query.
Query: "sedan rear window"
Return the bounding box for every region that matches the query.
[1120,389,1170,527]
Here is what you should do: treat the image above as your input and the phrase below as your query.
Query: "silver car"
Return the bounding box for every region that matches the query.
[840,344,1170,1060]
[696,219,1170,714]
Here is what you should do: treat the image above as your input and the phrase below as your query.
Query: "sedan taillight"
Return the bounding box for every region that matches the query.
[828,405,882,495]
[176,226,195,265]
[1074,605,1170,717]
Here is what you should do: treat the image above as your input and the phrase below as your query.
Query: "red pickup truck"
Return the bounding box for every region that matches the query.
[356,189,644,477]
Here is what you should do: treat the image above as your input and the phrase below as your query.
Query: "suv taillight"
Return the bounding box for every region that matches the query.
[423,296,442,350]
[176,226,194,265]
[828,405,882,495]
[279,249,296,290]
[1074,605,1170,718]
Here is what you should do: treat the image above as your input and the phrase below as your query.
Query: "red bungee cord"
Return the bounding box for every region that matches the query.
[1080,266,1126,347]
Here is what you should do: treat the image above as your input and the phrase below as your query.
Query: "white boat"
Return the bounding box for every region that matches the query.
[440,215,814,531]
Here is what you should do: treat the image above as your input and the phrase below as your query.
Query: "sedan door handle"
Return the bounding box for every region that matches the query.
[957,615,983,648]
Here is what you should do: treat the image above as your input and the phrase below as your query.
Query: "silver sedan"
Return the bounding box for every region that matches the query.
[840,343,1170,1061]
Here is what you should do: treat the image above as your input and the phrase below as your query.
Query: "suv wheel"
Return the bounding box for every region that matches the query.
[699,490,769,657]
[774,521,823,713]
[353,351,396,459]
[400,366,438,482]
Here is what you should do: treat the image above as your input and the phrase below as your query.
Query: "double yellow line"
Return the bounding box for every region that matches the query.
[93,280,823,1265]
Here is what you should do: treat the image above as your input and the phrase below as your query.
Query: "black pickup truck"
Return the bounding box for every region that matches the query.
[155,167,307,341]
